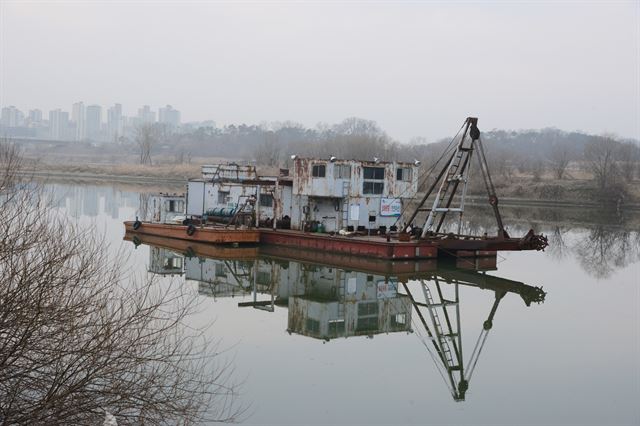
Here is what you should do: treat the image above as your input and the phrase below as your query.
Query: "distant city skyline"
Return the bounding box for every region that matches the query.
[1,102,181,123]
[0,102,185,142]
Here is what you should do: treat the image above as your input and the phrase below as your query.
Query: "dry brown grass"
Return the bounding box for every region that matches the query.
[36,162,203,179]
[27,156,640,203]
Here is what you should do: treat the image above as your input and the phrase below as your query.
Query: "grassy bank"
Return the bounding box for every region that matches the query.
[22,161,640,208]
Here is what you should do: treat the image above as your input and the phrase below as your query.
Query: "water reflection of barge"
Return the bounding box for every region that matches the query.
[125,118,548,259]
[125,232,545,401]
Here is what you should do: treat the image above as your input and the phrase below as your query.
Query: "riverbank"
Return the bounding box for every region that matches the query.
[21,163,640,210]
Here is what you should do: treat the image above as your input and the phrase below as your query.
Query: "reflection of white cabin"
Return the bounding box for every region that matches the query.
[288,295,410,340]
[185,158,419,232]
[148,246,184,276]
[184,255,412,340]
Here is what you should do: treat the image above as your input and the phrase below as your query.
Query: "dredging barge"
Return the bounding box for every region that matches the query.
[124,117,548,259]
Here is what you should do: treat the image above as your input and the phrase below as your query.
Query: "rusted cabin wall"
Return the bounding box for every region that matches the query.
[292,158,418,198]
[192,159,418,229]
[308,198,341,232]
[279,185,293,220]
[346,196,404,230]
[289,158,419,231]
[289,194,307,231]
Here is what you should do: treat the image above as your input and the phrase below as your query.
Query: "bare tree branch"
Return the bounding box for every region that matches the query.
[0,141,246,424]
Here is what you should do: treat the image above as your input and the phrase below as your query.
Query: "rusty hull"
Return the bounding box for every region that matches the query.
[124,221,544,260]
[259,229,439,260]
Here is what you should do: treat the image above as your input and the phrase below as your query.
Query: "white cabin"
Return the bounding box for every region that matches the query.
[185,157,419,232]
[148,193,185,224]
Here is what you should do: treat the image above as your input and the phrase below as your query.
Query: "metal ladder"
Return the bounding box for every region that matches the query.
[422,283,460,372]
[337,272,346,317]
[422,141,472,236]
[341,181,351,229]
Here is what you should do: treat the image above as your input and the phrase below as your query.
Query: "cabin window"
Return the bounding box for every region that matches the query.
[165,199,184,212]
[390,313,407,330]
[356,316,379,332]
[257,271,272,285]
[357,302,379,332]
[358,301,379,316]
[333,164,351,179]
[217,191,229,204]
[312,164,326,178]
[215,263,227,277]
[397,167,412,181]
[306,318,320,334]
[363,182,384,195]
[259,194,273,207]
[393,313,407,326]
[328,320,345,336]
[363,167,385,180]
[163,257,183,270]
[363,166,385,195]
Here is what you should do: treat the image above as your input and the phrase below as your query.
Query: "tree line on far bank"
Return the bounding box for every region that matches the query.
[24,116,638,201]
[132,117,639,200]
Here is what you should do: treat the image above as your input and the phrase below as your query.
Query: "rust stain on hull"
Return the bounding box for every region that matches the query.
[259,229,438,260]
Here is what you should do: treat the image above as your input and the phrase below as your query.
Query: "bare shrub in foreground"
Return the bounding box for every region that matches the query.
[0,142,244,424]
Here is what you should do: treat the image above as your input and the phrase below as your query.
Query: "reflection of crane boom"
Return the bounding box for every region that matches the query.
[401,271,544,401]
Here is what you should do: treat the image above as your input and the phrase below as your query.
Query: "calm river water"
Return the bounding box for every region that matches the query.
[52,183,639,426]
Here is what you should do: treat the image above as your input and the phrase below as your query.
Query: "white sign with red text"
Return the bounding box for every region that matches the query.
[380,198,401,217]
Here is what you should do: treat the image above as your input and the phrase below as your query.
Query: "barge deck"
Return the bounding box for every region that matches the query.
[123,221,260,244]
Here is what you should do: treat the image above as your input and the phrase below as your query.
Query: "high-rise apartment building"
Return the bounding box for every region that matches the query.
[137,105,156,125]
[1,106,25,128]
[158,105,181,128]
[72,102,86,141]
[49,109,69,140]
[107,103,123,142]
[28,109,43,125]
[85,105,102,140]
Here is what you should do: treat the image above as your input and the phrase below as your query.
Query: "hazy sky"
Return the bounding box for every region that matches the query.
[1,1,638,142]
